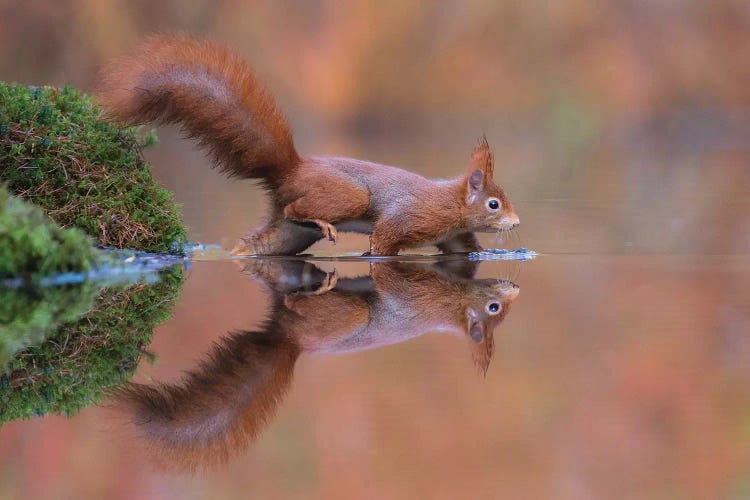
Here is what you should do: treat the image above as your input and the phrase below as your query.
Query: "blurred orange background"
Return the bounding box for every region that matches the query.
[1,1,750,499]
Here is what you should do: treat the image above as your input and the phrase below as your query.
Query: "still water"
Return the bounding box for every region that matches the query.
[2,249,749,499]
[1,134,750,499]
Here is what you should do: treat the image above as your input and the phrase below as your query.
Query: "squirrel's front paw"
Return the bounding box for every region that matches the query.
[230,237,255,256]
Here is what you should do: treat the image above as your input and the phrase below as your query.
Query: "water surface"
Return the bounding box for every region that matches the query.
[2,84,750,500]
[2,245,748,498]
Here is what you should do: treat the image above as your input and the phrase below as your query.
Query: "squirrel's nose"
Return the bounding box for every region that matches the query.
[500,214,520,228]
[494,281,520,299]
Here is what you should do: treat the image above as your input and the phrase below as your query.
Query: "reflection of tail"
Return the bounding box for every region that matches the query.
[110,329,299,471]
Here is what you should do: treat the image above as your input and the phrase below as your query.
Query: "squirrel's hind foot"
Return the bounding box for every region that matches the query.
[310,219,338,244]
[232,219,328,256]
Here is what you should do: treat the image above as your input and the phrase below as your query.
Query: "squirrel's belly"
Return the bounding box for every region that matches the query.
[335,219,374,234]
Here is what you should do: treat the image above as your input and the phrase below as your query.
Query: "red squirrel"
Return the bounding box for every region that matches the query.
[109,260,520,470]
[98,35,520,256]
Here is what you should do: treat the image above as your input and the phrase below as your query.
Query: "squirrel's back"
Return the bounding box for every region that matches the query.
[97,34,298,185]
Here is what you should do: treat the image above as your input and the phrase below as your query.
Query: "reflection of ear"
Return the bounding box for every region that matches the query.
[466,308,485,344]
[470,324,484,344]
[466,169,484,204]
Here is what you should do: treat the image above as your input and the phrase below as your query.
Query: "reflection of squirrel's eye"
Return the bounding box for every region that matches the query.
[487,199,500,210]
[487,302,500,314]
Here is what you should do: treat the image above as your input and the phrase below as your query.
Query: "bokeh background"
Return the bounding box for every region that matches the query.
[1,1,749,499]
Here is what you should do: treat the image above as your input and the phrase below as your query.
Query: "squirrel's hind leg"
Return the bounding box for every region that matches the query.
[231,218,324,256]
[282,179,370,245]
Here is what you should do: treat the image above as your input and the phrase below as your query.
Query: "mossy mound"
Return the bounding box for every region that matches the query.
[0,185,98,278]
[0,83,186,254]
[0,267,184,422]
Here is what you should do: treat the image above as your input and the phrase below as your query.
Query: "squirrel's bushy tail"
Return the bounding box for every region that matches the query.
[97,34,299,183]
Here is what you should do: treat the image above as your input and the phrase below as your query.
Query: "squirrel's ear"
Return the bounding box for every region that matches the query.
[466,308,485,344]
[470,135,494,178]
[466,169,484,204]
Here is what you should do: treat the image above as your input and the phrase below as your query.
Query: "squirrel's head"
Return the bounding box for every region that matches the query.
[464,278,520,374]
[462,137,519,234]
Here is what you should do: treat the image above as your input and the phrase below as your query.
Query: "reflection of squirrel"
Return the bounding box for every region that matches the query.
[98,35,520,256]
[110,260,519,471]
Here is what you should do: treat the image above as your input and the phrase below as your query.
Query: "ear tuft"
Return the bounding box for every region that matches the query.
[470,135,494,177]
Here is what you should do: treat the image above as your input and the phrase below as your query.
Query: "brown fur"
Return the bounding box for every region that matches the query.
[369,261,514,374]
[109,330,299,472]
[97,34,298,185]
[98,35,519,255]
[108,261,518,471]
[436,232,483,254]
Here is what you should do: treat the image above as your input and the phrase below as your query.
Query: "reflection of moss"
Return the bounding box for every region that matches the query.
[0,267,183,422]
[0,83,186,253]
[0,284,97,368]
[0,186,98,278]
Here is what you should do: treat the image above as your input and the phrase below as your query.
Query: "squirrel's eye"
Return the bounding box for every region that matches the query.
[486,302,501,314]
[487,198,500,211]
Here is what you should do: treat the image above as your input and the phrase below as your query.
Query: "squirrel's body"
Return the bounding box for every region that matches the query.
[98,35,519,255]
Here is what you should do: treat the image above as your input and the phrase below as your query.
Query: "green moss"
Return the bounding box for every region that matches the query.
[0,83,186,254]
[0,185,99,278]
[0,267,183,422]
[0,83,187,423]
